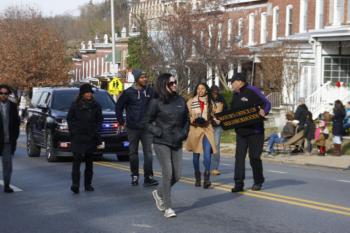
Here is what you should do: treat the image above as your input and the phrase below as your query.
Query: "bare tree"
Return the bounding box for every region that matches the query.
[0,7,71,90]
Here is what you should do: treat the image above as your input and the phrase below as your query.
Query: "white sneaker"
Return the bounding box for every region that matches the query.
[152,190,165,211]
[164,208,176,218]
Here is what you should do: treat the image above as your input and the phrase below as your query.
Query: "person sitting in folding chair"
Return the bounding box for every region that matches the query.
[266,111,297,155]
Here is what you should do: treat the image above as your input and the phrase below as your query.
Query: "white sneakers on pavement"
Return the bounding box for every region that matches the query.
[152,190,165,211]
[164,208,176,218]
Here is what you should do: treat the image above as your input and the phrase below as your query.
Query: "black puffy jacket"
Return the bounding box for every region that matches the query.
[145,94,189,149]
[67,99,103,153]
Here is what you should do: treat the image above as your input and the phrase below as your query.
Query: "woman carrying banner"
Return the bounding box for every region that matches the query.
[186,83,217,189]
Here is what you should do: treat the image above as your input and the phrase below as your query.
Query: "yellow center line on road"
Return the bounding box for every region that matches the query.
[96,161,350,217]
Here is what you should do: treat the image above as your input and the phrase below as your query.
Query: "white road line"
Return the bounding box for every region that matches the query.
[183,157,191,160]
[0,180,23,192]
[337,180,350,183]
[267,170,287,174]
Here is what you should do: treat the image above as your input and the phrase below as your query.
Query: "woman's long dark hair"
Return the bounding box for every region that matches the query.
[193,82,213,116]
[156,73,174,104]
[334,100,345,115]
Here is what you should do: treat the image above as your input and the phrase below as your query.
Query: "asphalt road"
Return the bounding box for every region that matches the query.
[0,133,350,233]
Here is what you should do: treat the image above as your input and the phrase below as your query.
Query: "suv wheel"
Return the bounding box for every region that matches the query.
[27,129,41,157]
[46,132,57,162]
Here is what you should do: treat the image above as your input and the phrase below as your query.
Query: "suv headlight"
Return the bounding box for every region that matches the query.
[58,119,69,131]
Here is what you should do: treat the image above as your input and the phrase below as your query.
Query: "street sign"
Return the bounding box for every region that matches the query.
[108,77,123,95]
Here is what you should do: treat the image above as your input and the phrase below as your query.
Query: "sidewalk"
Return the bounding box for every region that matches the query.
[220,143,350,170]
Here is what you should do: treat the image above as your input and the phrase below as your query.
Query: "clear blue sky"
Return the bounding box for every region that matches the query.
[0,0,105,16]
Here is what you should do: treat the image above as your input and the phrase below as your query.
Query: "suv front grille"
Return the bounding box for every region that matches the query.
[100,118,118,134]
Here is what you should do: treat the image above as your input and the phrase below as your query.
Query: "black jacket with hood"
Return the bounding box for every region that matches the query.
[116,84,154,130]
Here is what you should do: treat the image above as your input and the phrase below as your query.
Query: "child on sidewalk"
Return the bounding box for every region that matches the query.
[304,111,316,155]
[315,120,329,156]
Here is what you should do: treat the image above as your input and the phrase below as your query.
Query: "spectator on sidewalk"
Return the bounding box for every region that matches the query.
[292,98,309,153]
[116,69,158,187]
[266,111,297,155]
[186,83,217,189]
[332,100,346,156]
[343,101,350,131]
[145,73,189,218]
[0,84,20,193]
[304,111,316,155]
[210,85,227,176]
[315,120,329,156]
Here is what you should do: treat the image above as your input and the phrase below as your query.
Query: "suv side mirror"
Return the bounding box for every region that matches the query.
[37,103,49,111]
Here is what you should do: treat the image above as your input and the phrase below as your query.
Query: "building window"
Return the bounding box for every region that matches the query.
[208,24,213,48]
[260,12,267,44]
[323,57,350,84]
[200,31,204,47]
[329,0,334,25]
[248,13,255,46]
[218,23,222,50]
[315,0,324,29]
[238,18,243,48]
[272,6,279,41]
[285,5,293,36]
[299,0,308,32]
[227,18,232,48]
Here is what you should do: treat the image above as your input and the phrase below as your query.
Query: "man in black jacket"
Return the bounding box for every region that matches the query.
[229,73,271,192]
[116,69,158,186]
[0,84,20,193]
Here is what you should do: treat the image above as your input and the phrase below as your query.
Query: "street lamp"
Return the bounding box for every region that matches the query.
[111,0,117,75]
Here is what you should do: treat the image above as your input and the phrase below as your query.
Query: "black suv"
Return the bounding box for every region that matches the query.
[26,87,129,162]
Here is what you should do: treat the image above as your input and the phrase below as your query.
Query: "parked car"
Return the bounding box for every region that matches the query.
[26,87,129,162]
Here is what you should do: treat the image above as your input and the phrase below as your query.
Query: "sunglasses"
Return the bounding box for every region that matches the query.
[0,92,9,96]
[167,80,177,86]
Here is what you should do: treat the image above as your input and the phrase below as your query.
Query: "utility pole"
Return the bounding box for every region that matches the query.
[111,0,116,75]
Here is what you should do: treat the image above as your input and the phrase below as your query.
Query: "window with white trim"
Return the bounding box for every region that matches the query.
[238,18,243,48]
[248,13,255,46]
[285,5,293,36]
[260,12,267,44]
[315,0,324,29]
[227,18,232,48]
[299,0,308,32]
[329,0,334,25]
[272,6,279,41]
[218,23,222,50]
[323,57,350,84]
[208,24,213,48]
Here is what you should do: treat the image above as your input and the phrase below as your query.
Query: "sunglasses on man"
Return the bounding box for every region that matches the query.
[0,92,9,96]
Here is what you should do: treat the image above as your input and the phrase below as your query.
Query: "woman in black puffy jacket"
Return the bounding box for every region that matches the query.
[145,73,189,218]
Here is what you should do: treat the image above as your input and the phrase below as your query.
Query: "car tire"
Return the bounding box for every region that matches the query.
[46,131,57,162]
[27,129,41,157]
[117,154,129,161]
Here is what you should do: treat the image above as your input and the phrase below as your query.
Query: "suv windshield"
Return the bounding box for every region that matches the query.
[51,90,115,111]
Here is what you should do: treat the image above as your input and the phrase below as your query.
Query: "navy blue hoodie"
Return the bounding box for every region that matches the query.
[116,84,154,130]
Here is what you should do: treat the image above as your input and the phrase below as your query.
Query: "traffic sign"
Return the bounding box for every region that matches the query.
[108,77,123,95]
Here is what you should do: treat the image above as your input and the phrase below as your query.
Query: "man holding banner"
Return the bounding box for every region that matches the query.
[218,73,271,192]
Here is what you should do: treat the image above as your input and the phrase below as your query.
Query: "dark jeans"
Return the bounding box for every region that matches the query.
[234,133,265,187]
[127,128,153,178]
[72,153,93,188]
[1,144,12,186]
[193,136,212,172]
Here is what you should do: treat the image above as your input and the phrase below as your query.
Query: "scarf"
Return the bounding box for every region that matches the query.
[190,95,209,121]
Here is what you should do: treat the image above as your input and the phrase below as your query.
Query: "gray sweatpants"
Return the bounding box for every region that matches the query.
[154,144,182,209]
[1,144,12,186]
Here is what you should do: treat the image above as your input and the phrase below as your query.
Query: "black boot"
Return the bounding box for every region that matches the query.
[194,171,201,187]
[84,170,94,191]
[203,171,211,189]
[71,171,80,194]
[4,183,14,193]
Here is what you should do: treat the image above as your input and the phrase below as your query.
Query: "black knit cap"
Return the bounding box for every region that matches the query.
[79,83,94,95]
[228,73,247,83]
[132,68,146,82]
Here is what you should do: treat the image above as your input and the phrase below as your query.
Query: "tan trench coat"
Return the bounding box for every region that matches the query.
[185,97,217,154]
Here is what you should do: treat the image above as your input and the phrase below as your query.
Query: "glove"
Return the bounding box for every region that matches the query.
[194,117,207,126]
